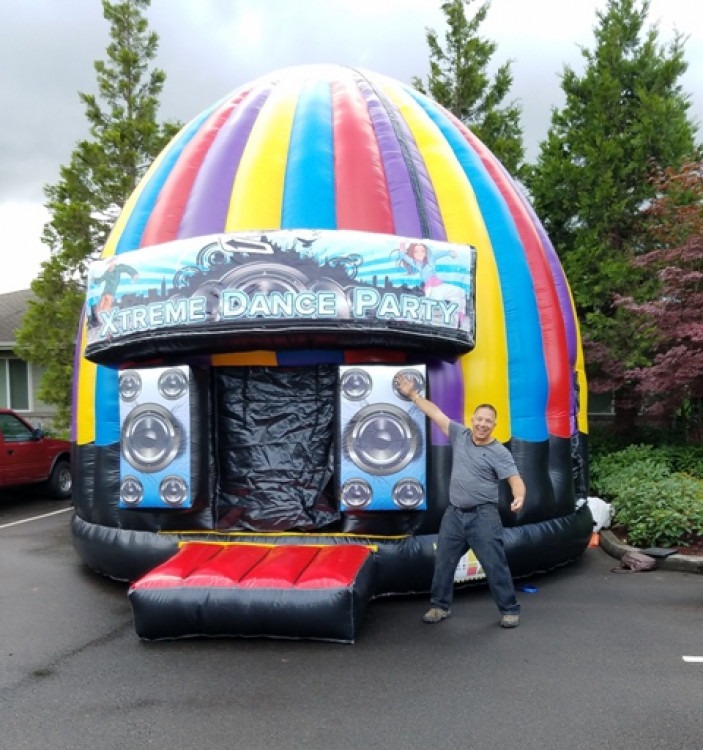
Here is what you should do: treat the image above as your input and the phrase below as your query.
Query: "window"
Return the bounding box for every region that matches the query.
[588,391,614,416]
[0,357,30,410]
[0,411,33,441]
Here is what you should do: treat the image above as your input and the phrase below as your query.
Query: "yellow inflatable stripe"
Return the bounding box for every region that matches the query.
[75,318,97,445]
[569,285,589,434]
[382,85,510,440]
[463,258,511,441]
[176,540,379,552]
[163,529,407,541]
[225,75,302,230]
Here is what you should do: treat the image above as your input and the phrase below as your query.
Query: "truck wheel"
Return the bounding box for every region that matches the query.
[48,459,72,499]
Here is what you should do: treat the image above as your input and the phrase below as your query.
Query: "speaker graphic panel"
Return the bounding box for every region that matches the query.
[337,365,427,512]
[118,365,194,510]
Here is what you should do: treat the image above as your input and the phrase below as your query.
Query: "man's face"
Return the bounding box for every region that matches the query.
[471,407,496,443]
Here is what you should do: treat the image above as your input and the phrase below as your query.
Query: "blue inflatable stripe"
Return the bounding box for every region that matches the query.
[408,92,548,441]
[277,350,344,365]
[281,79,336,229]
[94,365,120,446]
[115,104,219,254]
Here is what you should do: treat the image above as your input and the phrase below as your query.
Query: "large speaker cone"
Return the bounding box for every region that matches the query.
[121,403,182,473]
[344,404,420,476]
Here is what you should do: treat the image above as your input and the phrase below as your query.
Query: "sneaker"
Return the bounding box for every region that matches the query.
[422,607,451,624]
[500,613,520,628]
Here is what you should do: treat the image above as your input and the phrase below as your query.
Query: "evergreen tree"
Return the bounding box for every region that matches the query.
[412,0,525,178]
[15,0,180,430]
[526,0,700,429]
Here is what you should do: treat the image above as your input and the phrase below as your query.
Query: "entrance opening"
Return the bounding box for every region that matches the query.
[214,366,339,531]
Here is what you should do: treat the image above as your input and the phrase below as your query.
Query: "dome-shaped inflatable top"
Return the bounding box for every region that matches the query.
[95,65,585,440]
[95,63,585,445]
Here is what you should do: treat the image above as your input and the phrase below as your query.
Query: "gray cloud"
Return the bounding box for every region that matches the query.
[2,0,700,203]
[0,0,700,292]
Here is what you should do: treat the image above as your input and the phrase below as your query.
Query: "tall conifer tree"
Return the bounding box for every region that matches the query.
[16,0,179,430]
[526,0,699,428]
[413,0,525,177]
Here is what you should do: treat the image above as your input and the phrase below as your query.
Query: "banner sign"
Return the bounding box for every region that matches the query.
[84,230,476,362]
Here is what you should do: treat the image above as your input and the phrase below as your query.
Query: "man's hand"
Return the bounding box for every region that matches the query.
[394,373,450,436]
[507,475,526,512]
[394,373,416,400]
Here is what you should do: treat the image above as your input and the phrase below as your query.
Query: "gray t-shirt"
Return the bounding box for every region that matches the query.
[448,420,518,509]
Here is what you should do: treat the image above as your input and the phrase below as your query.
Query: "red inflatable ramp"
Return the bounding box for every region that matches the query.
[128,542,377,643]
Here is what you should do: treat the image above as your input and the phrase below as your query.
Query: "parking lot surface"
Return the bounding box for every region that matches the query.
[1,497,701,750]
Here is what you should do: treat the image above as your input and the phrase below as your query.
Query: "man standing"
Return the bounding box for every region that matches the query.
[395,374,525,628]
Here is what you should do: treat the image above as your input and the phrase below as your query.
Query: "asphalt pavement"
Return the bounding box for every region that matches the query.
[1,500,701,750]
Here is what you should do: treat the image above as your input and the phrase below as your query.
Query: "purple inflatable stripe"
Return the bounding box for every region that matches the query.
[427,358,464,446]
[396,89,447,241]
[356,75,446,241]
[359,83,422,232]
[178,85,273,239]
[534,221,577,361]
[355,77,421,237]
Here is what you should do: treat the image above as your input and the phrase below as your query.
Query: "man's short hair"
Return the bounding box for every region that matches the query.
[474,403,497,419]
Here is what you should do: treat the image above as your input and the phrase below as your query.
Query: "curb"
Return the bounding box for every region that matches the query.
[599,530,703,574]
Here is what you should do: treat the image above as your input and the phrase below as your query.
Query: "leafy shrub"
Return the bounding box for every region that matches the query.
[654,445,703,479]
[611,473,703,547]
[590,443,703,547]
[589,445,670,497]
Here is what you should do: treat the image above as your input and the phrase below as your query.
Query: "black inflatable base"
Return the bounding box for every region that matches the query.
[128,542,377,643]
[72,504,594,595]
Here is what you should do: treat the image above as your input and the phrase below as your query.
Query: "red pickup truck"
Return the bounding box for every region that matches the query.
[0,408,72,499]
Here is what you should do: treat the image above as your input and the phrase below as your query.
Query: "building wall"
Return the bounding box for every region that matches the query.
[0,289,59,430]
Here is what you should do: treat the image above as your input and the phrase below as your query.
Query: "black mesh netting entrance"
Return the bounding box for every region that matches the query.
[214,366,340,531]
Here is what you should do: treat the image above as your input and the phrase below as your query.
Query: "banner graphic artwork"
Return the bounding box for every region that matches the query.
[84,230,476,358]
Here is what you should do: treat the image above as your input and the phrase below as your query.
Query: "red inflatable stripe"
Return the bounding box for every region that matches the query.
[331,78,394,232]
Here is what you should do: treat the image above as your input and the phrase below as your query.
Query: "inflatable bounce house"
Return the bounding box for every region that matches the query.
[71,64,592,642]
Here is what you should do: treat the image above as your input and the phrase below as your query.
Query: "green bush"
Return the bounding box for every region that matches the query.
[655,445,703,479]
[611,473,703,547]
[589,445,670,497]
[590,444,703,547]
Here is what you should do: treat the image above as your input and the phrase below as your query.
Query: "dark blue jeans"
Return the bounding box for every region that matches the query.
[430,504,520,615]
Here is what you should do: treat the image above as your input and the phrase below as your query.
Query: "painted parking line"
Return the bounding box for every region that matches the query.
[682,656,703,663]
[0,506,72,530]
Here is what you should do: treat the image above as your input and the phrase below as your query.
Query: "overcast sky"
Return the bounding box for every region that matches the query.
[1,0,701,294]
